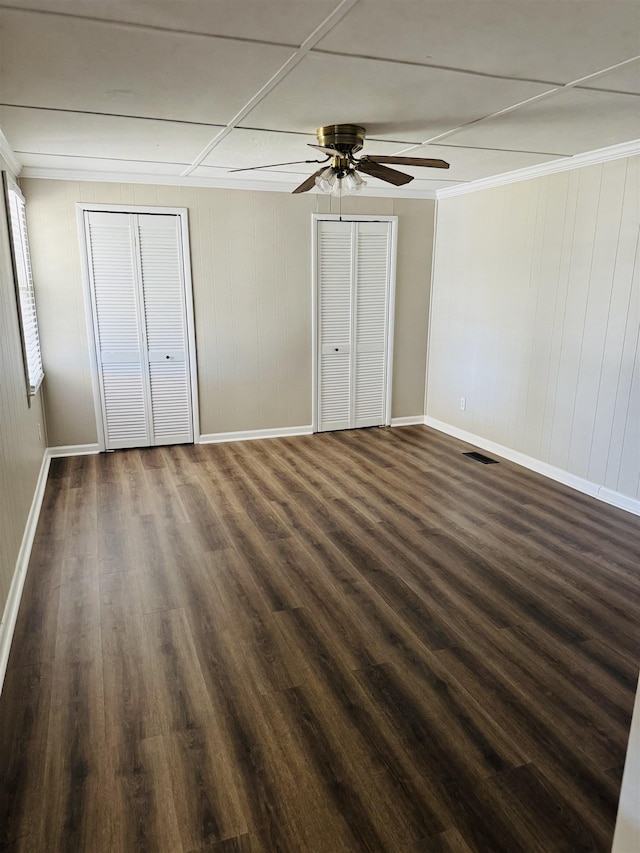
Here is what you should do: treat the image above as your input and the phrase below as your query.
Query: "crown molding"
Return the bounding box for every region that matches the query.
[435,139,640,199]
[17,166,439,198]
[0,128,22,177]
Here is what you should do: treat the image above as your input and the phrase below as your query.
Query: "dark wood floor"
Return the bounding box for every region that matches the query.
[0,426,638,852]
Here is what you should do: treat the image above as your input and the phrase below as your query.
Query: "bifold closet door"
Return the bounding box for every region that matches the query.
[354,222,392,428]
[317,220,393,432]
[318,221,353,431]
[85,211,193,450]
[137,214,193,446]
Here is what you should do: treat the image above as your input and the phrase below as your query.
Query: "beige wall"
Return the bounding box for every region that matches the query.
[21,180,434,445]
[0,160,46,623]
[427,156,639,501]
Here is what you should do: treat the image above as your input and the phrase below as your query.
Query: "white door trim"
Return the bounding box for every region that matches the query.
[76,203,200,451]
[311,213,398,433]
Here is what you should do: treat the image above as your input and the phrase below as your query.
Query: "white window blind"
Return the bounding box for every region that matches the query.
[5,179,44,396]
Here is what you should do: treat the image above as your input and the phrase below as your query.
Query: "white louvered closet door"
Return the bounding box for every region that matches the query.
[354,222,391,428]
[317,220,393,433]
[86,212,151,449]
[85,211,193,450]
[318,221,353,431]
[137,215,193,446]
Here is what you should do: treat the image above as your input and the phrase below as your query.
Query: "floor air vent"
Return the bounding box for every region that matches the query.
[463,451,498,464]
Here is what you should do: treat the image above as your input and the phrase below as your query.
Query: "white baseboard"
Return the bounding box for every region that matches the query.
[0,450,51,695]
[424,416,640,516]
[47,443,100,457]
[199,425,313,445]
[597,488,640,516]
[390,416,425,427]
[612,672,640,852]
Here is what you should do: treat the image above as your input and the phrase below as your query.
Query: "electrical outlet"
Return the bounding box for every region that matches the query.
[37,422,42,441]
[460,397,466,411]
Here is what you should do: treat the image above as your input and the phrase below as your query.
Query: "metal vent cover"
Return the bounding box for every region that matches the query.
[463,451,498,465]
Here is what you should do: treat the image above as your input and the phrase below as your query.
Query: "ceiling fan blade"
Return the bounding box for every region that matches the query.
[229,157,329,173]
[292,167,326,194]
[307,143,342,157]
[356,159,414,186]
[366,155,450,169]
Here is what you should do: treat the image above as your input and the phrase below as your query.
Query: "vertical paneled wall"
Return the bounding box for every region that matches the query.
[427,156,639,501]
[0,162,46,619]
[21,180,434,445]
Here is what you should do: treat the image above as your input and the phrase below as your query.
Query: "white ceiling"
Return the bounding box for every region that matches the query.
[0,0,639,197]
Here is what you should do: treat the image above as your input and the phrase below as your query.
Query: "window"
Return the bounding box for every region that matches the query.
[3,174,44,399]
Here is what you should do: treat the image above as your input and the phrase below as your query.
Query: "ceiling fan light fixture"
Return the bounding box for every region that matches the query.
[330,175,344,197]
[344,170,366,193]
[315,166,366,196]
[315,166,335,192]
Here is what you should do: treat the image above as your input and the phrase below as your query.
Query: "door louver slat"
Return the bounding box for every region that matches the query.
[101,364,149,447]
[149,361,192,441]
[320,354,351,429]
[355,352,386,426]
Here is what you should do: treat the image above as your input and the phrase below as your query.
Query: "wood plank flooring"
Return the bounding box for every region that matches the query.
[0,425,638,852]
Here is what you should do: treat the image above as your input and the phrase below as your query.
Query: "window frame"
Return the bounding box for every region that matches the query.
[2,172,44,403]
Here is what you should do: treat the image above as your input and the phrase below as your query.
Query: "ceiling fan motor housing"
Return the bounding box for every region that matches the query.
[316,124,366,156]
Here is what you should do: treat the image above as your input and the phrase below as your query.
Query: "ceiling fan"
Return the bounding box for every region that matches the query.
[230,124,450,194]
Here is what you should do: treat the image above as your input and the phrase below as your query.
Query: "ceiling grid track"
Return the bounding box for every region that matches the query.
[396,54,640,156]
[181,0,359,177]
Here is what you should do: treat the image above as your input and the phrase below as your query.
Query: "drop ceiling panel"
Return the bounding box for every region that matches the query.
[0,107,221,163]
[1,2,637,193]
[6,0,340,44]
[201,127,414,170]
[316,1,640,84]
[0,9,295,123]
[18,152,186,175]
[201,128,319,170]
[444,89,640,155]
[245,53,553,142]
[578,59,640,95]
